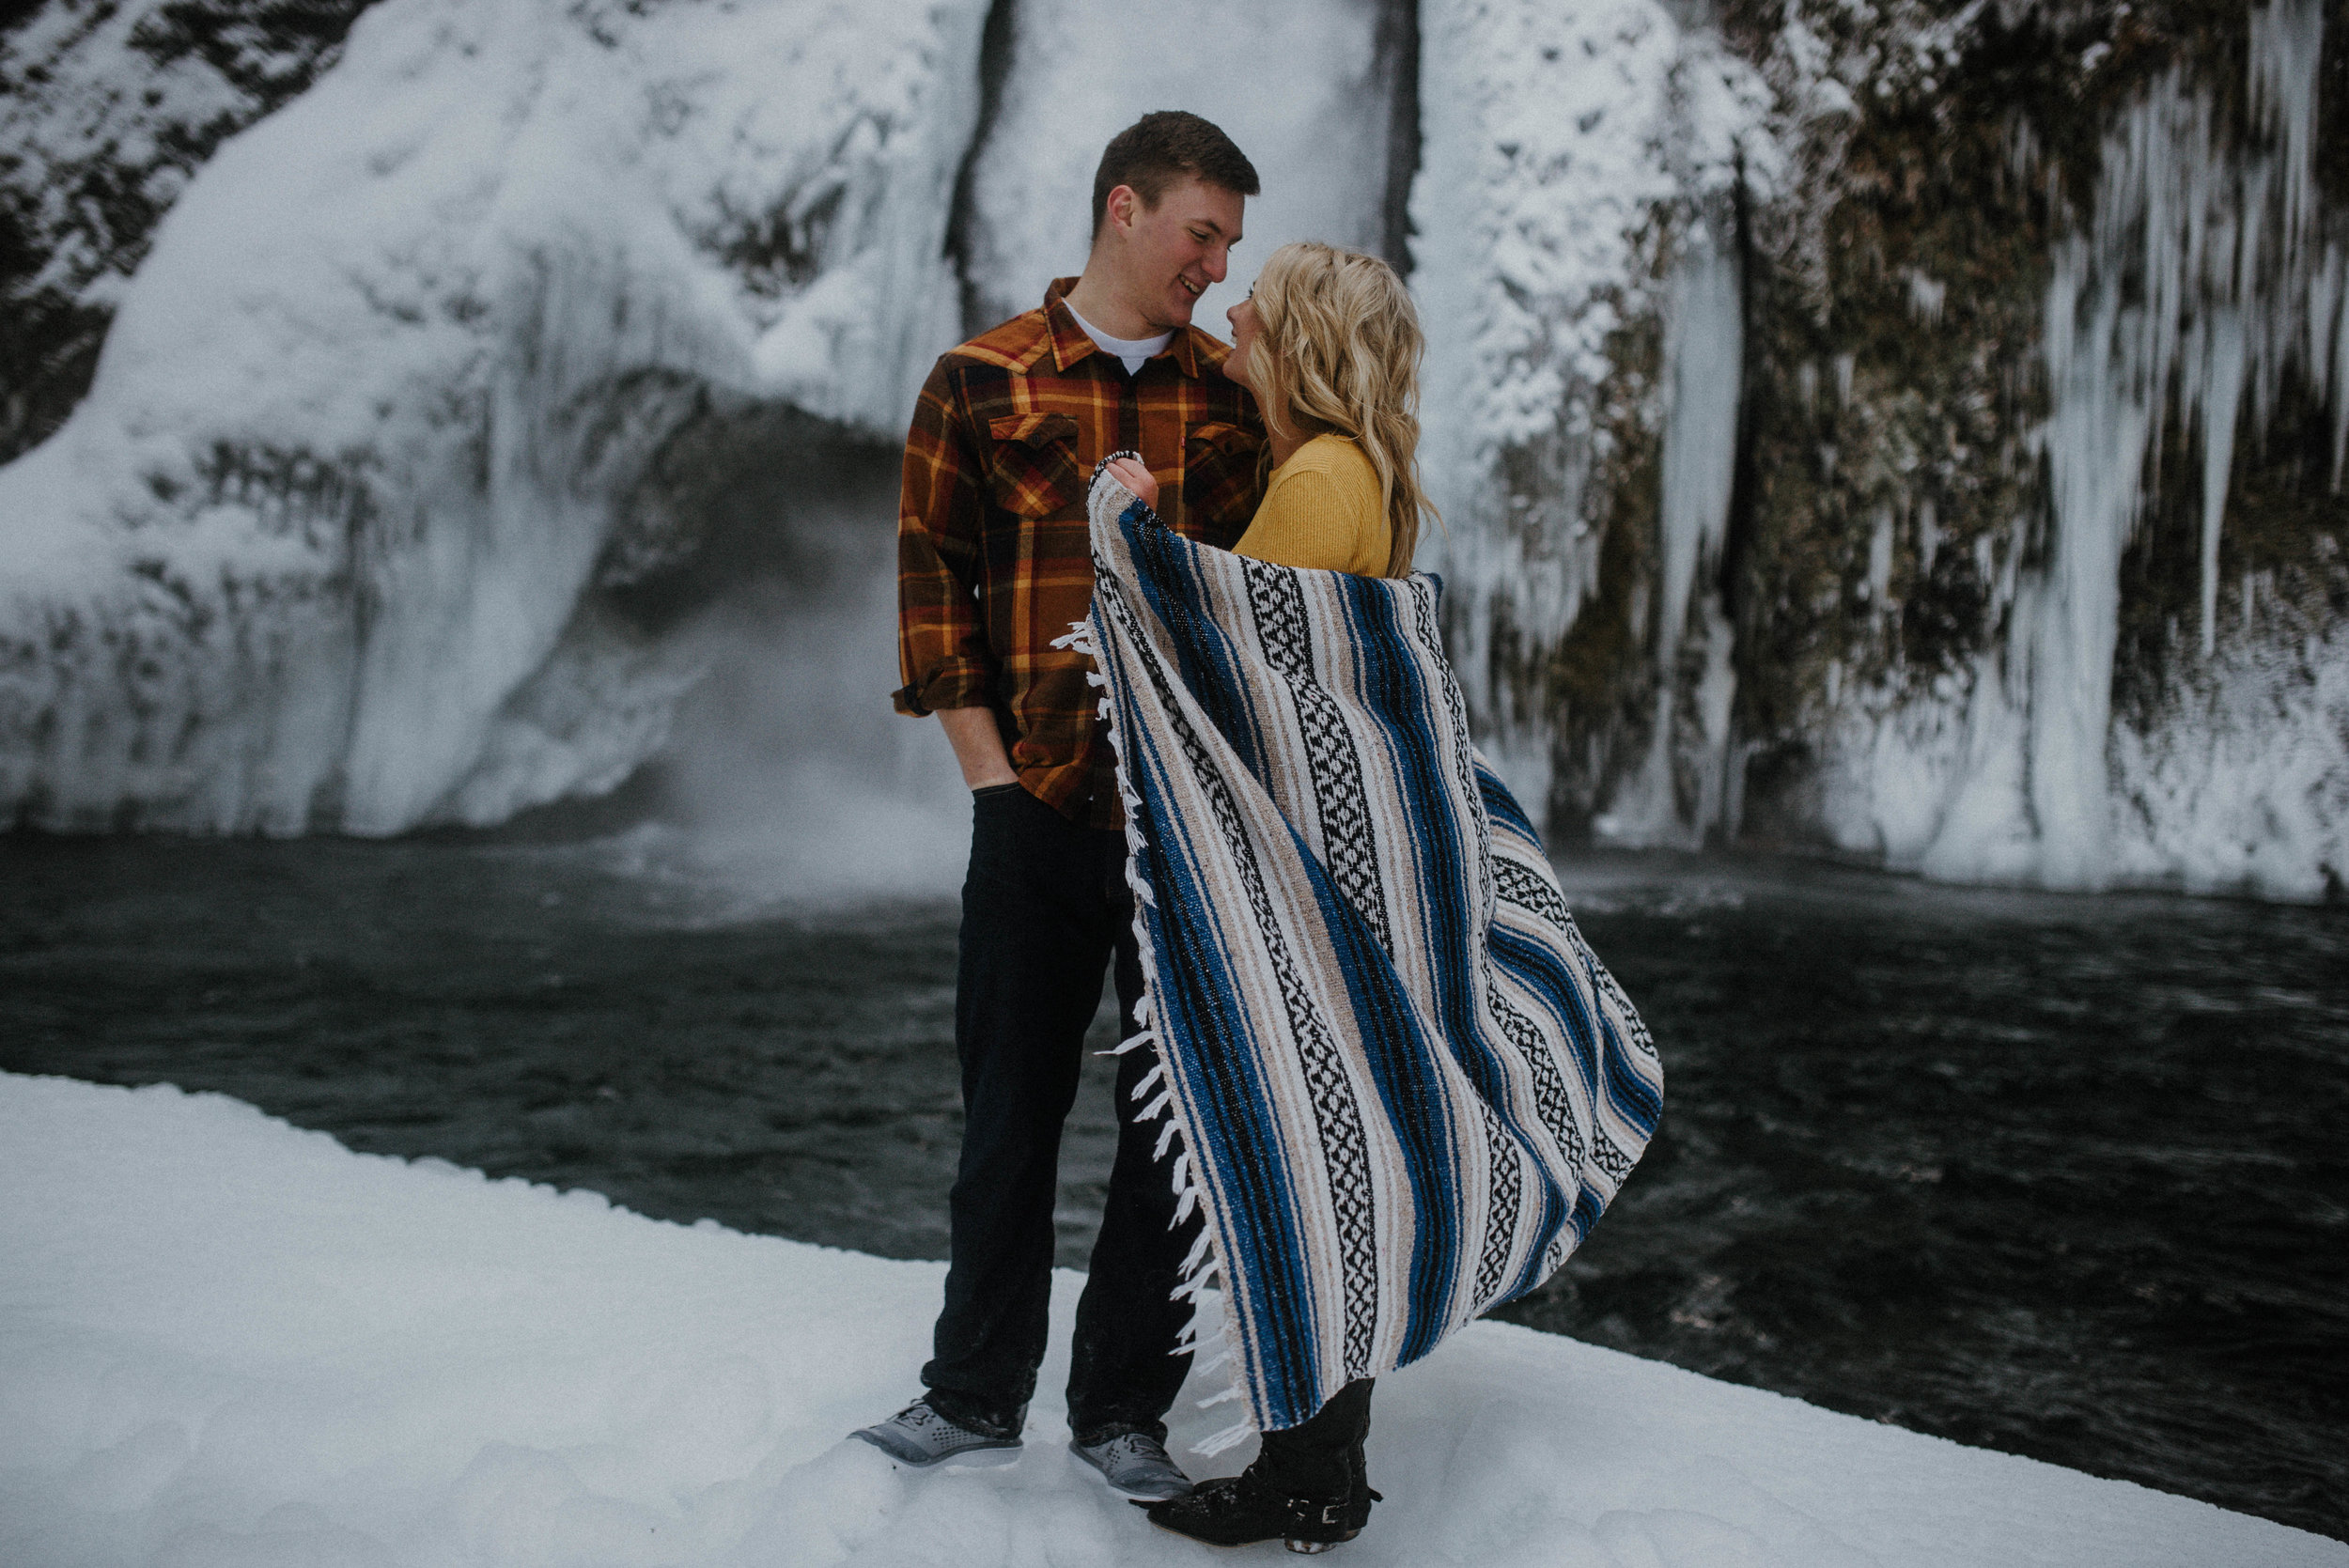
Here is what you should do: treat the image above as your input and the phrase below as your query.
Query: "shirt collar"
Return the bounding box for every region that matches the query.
[1043,277,1204,379]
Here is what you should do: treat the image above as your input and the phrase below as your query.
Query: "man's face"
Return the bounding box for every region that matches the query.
[1105,176,1244,333]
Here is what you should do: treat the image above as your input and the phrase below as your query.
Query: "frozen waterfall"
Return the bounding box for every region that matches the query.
[0,0,986,835]
[0,0,2341,899]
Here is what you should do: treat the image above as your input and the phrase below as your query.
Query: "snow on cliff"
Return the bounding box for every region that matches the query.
[0,0,983,835]
[5,1070,2341,1568]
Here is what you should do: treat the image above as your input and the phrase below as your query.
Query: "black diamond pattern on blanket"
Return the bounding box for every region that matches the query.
[1472,1108,1524,1313]
[1494,856,1573,931]
[1240,559,1394,957]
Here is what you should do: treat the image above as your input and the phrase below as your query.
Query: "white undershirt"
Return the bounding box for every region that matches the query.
[1064,300,1172,375]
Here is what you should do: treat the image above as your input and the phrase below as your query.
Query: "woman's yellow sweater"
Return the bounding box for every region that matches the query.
[1232,434,1395,576]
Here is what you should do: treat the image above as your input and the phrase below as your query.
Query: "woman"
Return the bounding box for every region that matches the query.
[1087,242,1658,1554]
[1105,241,1424,1550]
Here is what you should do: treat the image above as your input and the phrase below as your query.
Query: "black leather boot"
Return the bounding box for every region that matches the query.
[1143,1463,1377,1553]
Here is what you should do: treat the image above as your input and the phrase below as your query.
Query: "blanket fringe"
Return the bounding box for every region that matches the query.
[1074,474,1257,1448]
[1097,1027,1156,1058]
[1173,1319,1223,1354]
[1171,1266,1221,1304]
[1190,1417,1258,1459]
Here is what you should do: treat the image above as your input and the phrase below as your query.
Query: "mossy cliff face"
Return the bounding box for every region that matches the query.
[1516,0,2347,896]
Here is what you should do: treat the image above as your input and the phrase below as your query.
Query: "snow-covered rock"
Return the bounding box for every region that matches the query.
[0,0,983,834]
[0,0,380,463]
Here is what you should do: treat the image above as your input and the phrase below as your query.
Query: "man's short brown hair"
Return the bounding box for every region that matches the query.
[1090,111,1261,241]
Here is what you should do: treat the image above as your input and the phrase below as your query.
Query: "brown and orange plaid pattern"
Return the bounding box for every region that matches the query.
[895,278,1266,826]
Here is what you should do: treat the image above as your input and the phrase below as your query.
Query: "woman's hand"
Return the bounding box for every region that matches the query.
[1105,455,1159,510]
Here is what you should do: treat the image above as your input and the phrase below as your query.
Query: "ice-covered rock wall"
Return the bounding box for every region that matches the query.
[1419,0,2345,900]
[0,0,985,833]
[1723,0,2348,898]
[1820,2,2347,893]
[2,0,2343,896]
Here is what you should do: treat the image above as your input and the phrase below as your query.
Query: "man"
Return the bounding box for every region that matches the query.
[851,113,1266,1501]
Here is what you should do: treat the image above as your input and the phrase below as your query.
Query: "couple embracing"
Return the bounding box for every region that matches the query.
[858,111,1661,1554]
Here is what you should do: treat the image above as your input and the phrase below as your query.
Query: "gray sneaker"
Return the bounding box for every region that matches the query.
[850,1400,1022,1467]
[1070,1431,1194,1501]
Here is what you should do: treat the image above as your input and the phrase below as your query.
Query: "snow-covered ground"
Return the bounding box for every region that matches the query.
[2,1072,2337,1568]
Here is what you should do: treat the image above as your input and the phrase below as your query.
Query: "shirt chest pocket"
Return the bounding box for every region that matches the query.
[987,411,1082,520]
[1182,419,1266,541]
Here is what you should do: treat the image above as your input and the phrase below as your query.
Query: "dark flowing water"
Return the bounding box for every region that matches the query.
[2,831,2342,1540]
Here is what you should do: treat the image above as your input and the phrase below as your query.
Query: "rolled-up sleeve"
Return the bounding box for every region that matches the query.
[894,358,995,716]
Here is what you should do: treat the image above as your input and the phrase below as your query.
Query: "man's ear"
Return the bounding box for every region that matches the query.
[1103,183,1138,239]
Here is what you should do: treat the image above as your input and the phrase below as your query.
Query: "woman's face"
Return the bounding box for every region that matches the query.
[1223,291,1259,389]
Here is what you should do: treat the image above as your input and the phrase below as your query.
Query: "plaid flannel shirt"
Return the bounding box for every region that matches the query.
[895,277,1266,826]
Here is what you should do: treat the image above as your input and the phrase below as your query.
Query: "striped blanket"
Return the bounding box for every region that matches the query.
[1072,465,1663,1447]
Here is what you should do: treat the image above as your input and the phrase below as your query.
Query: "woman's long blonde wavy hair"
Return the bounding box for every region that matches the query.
[1245,241,1438,579]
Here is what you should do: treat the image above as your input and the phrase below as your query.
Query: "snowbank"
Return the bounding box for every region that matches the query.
[2,1072,2336,1568]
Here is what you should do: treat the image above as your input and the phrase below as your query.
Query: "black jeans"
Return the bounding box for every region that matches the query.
[920,783,1200,1442]
[1255,1379,1375,1498]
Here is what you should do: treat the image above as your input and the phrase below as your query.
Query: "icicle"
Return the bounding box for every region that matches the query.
[2199,308,2245,658]
[1190,1419,1257,1459]
[1591,225,1743,852]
